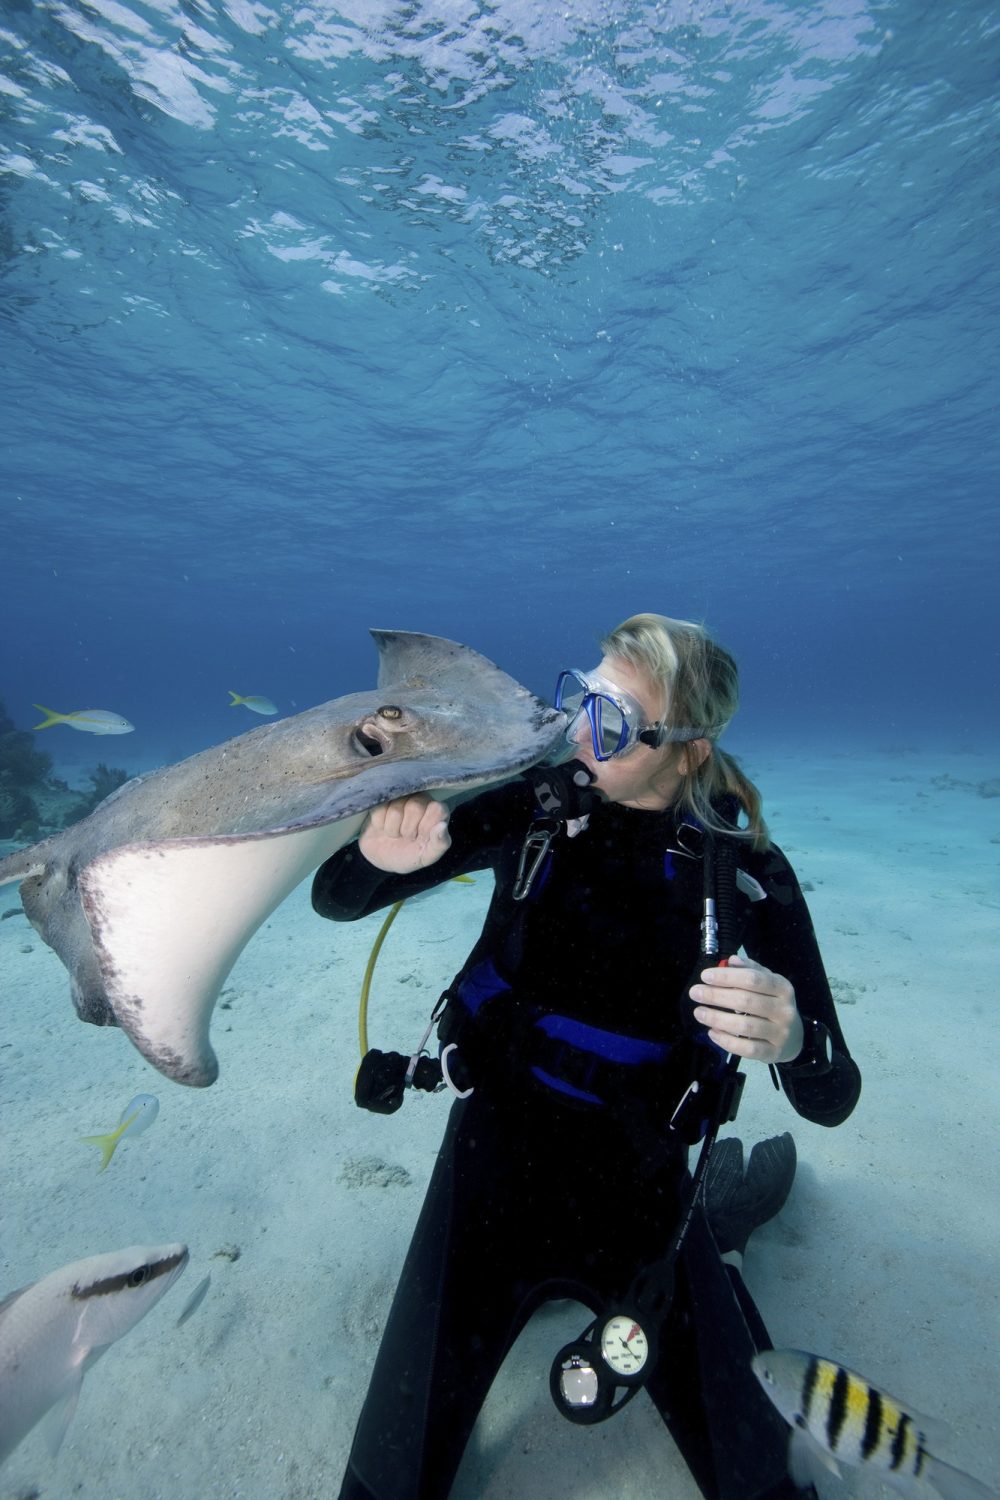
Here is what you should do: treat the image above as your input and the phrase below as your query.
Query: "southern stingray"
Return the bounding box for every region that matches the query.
[0,632,565,1087]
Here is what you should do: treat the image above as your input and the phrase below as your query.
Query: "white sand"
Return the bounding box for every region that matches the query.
[1,750,998,1499]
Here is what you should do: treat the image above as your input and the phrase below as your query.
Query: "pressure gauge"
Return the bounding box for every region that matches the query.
[600,1315,650,1378]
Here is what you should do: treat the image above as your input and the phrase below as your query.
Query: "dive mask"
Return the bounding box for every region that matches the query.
[554,668,709,761]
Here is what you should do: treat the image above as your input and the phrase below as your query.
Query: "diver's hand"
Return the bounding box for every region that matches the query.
[689,954,804,1064]
[359,794,452,874]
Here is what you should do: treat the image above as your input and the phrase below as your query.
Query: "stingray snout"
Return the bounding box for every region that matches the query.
[353,704,413,757]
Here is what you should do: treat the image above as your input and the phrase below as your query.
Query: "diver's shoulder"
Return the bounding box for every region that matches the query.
[744,838,809,906]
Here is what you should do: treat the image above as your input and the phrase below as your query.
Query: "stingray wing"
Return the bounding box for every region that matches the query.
[78,816,365,1087]
[75,747,560,1087]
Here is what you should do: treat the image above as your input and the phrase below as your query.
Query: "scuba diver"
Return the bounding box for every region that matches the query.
[313,612,861,1500]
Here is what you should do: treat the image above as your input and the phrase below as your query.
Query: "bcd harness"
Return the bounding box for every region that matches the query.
[353,761,767,1146]
[433,761,763,1148]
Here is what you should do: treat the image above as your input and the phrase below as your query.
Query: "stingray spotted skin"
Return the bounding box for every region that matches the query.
[0,632,565,1086]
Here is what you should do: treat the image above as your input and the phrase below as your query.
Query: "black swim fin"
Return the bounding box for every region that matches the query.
[704,1133,797,1256]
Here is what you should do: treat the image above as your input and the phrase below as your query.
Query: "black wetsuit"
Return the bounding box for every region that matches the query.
[313,779,860,1500]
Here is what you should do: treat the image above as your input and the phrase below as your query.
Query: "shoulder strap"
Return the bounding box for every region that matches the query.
[511,761,598,902]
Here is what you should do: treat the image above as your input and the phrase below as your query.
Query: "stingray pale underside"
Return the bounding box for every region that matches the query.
[78,816,364,1088]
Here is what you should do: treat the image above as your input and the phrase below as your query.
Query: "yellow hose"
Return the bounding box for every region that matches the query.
[356,876,476,1062]
[358,900,405,1057]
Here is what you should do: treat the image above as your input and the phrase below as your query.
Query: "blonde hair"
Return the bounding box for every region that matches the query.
[600,612,769,849]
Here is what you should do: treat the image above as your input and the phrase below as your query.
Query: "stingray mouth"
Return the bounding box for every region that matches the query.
[353,706,408,757]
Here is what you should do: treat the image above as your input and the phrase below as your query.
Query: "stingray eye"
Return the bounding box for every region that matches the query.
[354,706,407,757]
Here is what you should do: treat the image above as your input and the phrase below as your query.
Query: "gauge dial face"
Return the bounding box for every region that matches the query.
[600,1315,649,1376]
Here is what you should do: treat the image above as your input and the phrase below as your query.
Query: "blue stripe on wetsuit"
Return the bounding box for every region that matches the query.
[534,1012,671,1066]
[456,957,510,1015]
[455,961,675,1105]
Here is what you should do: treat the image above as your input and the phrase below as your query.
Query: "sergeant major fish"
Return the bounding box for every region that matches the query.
[753,1348,998,1499]
[0,1243,188,1466]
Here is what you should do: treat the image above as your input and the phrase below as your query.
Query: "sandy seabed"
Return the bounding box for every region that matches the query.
[1,748,998,1500]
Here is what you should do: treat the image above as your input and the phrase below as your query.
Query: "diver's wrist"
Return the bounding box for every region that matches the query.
[780,1017,833,1078]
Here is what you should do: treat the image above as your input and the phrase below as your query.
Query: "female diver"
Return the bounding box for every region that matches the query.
[313,612,861,1500]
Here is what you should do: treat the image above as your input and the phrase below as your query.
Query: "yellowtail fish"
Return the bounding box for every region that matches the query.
[32,705,134,735]
[752,1349,998,1499]
[227,691,278,715]
[80,1093,159,1171]
[0,1243,187,1465]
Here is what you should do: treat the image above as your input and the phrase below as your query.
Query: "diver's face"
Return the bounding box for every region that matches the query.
[569,655,688,811]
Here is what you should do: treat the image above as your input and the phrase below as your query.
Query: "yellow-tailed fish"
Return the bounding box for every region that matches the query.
[752,1349,998,1499]
[227,691,278,716]
[80,1093,159,1171]
[32,705,134,735]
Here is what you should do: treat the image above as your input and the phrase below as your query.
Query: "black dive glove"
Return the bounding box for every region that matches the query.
[521,759,599,821]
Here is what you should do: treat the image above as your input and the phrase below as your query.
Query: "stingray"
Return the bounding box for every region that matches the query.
[0,631,565,1087]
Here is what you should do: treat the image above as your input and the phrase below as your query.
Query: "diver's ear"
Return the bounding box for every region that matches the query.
[678,738,712,774]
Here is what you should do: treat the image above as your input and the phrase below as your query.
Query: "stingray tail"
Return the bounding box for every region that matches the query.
[32,703,67,730]
[0,841,49,888]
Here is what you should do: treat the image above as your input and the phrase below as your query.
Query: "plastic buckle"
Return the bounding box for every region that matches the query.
[440,1042,474,1099]
[668,1068,745,1141]
[668,1079,702,1137]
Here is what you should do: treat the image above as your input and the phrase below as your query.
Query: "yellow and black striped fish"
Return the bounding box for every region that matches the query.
[752,1349,997,1499]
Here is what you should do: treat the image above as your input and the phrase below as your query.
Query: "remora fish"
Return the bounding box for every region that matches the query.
[0,632,565,1087]
[753,1349,998,1499]
[0,1243,188,1466]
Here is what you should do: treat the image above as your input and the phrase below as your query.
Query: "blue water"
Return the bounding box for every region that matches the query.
[2,0,998,762]
[2,11,1000,1496]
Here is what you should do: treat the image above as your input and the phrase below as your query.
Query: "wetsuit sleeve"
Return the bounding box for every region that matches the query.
[311,781,532,921]
[743,844,861,1128]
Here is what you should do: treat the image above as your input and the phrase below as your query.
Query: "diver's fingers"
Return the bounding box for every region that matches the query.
[691,1002,785,1062]
[692,1002,768,1037]
[696,962,796,1019]
[363,799,395,837]
[697,956,788,1000]
[701,1026,779,1063]
[692,958,803,1062]
[360,795,451,872]
[406,799,451,866]
[367,794,435,838]
[399,795,448,842]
